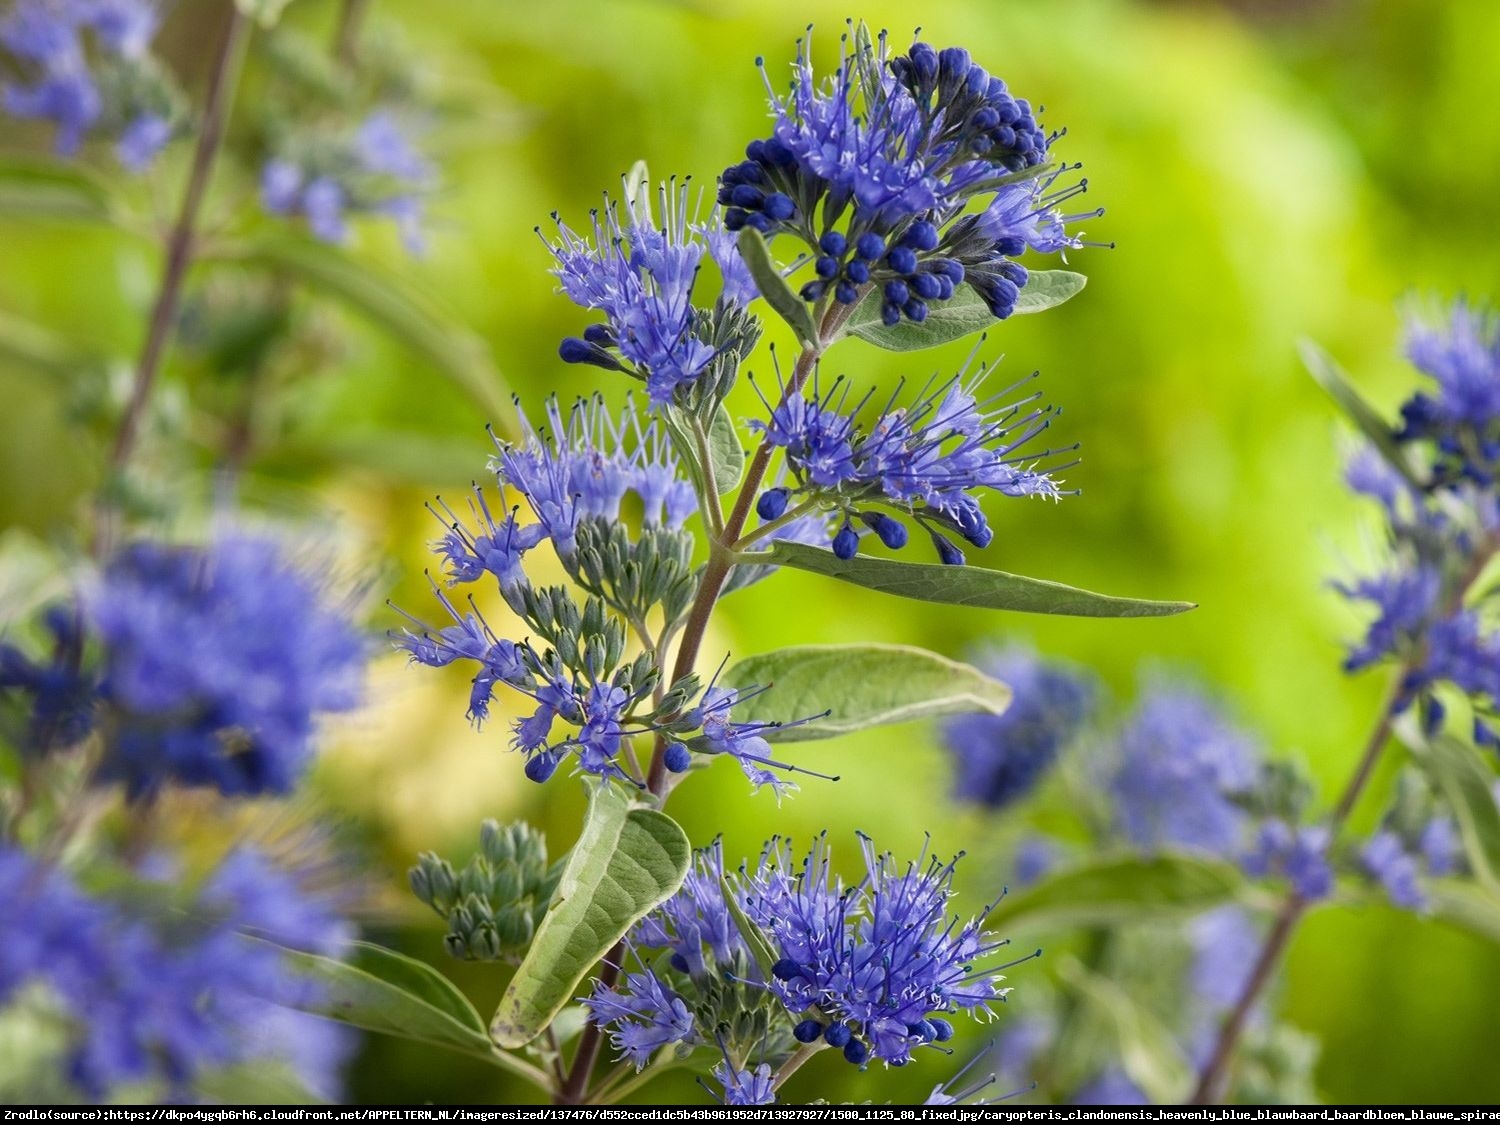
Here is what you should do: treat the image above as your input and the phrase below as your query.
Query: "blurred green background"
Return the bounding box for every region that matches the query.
[4,0,1500,1106]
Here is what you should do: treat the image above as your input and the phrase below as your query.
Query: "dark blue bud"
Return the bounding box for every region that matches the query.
[669,951,690,973]
[835,281,859,305]
[763,192,796,221]
[881,301,901,327]
[963,522,994,549]
[994,95,1018,124]
[832,523,859,560]
[859,512,908,549]
[558,338,620,370]
[930,1018,954,1042]
[819,231,847,256]
[746,213,773,233]
[716,184,736,205]
[793,1019,824,1044]
[935,259,966,284]
[970,134,994,155]
[734,160,765,184]
[912,1019,938,1041]
[756,487,790,520]
[724,208,748,232]
[745,139,766,162]
[999,261,1028,287]
[935,275,955,301]
[823,1022,852,1048]
[966,64,990,96]
[842,1038,869,1065]
[763,139,798,168]
[900,221,939,252]
[730,183,765,209]
[855,232,886,260]
[909,43,939,83]
[930,531,965,566]
[800,280,827,302]
[911,273,941,300]
[904,298,928,323]
[663,743,692,773]
[995,124,1017,149]
[845,259,870,284]
[582,322,613,346]
[939,47,972,78]
[887,246,918,275]
[524,753,560,783]
[815,255,840,280]
[772,958,804,981]
[972,106,1000,131]
[884,280,910,306]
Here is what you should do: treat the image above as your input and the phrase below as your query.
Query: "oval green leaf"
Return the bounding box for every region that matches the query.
[735,226,818,345]
[490,782,691,1048]
[760,540,1195,618]
[722,642,1010,742]
[203,237,508,419]
[1420,736,1500,894]
[1299,339,1422,488]
[989,853,1243,931]
[1429,882,1500,946]
[845,271,1086,352]
[708,405,745,494]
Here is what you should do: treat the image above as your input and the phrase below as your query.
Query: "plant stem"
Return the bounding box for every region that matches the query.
[105,4,250,489]
[1189,672,1404,1104]
[554,949,621,1105]
[333,0,372,65]
[770,1040,824,1092]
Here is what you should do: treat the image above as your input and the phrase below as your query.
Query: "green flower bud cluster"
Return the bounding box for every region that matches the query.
[572,518,697,629]
[409,820,563,962]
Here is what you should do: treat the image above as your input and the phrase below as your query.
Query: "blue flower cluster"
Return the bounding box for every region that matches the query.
[940,645,1095,809]
[721,30,1099,324]
[586,836,1016,1084]
[1109,682,1259,856]
[547,184,757,406]
[1337,304,1500,744]
[0,605,96,755]
[86,535,367,799]
[752,364,1073,563]
[263,112,435,255]
[1241,819,1333,901]
[1,0,172,169]
[0,844,351,1099]
[1360,816,1459,911]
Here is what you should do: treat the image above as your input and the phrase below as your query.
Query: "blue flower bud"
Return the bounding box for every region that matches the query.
[793,1019,824,1044]
[582,322,614,345]
[772,958,804,981]
[524,752,560,783]
[756,487,790,520]
[764,192,796,221]
[909,43,939,83]
[815,255,840,280]
[842,1038,869,1065]
[901,221,939,252]
[930,531,966,566]
[833,523,859,560]
[884,280,910,306]
[930,1018,954,1042]
[904,298,928,323]
[669,951,690,973]
[800,280,827,302]
[860,512,908,549]
[835,280,859,305]
[819,231,847,256]
[935,276,955,301]
[855,232,886,261]
[663,743,692,773]
[887,246,918,275]
[845,259,870,284]
[724,207,748,231]
[881,301,901,327]
[823,1022,852,1048]
[730,183,765,209]
[911,273,941,300]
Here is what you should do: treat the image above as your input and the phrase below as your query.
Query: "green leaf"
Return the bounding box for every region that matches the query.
[278,939,490,1052]
[203,237,508,418]
[490,782,691,1048]
[722,642,1010,742]
[235,0,295,27]
[989,853,1243,931]
[1428,881,1500,946]
[845,271,1086,352]
[1299,339,1422,488]
[0,308,104,385]
[1057,958,1193,1105]
[707,405,745,494]
[623,159,651,215]
[1420,736,1500,894]
[1013,269,1089,314]
[760,540,1196,618]
[736,226,818,345]
[0,159,117,226]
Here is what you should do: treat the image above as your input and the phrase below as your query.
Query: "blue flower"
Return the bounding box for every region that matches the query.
[492,396,696,557]
[1,0,168,167]
[739,834,1013,1067]
[1335,566,1441,672]
[1110,682,1258,855]
[584,968,697,1069]
[940,646,1095,809]
[0,844,351,1099]
[1398,302,1500,477]
[548,183,750,406]
[1241,819,1332,901]
[1419,816,1460,876]
[633,839,748,977]
[1360,830,1425,910]
[710,1059,777,1106]
[750,363,1073,564]
[722,29,1099,325]
[1188,907,1261,1013]
[84,536,367,799]
[262,111,435,255]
